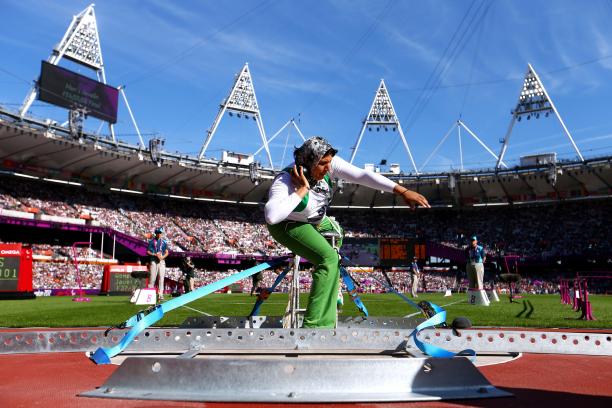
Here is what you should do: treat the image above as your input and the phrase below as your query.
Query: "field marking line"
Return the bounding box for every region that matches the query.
[180,304,212,316]
[403,299,465,318]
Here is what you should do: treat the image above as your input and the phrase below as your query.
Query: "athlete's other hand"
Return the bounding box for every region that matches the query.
[291,165,310,197]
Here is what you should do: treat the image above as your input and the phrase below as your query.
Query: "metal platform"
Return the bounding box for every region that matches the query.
[81,354,511,403]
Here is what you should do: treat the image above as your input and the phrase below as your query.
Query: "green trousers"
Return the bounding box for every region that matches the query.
[267,217,343,328]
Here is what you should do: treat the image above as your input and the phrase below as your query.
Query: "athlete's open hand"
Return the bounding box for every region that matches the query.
[291,165,310,197]
[395,187,430,209]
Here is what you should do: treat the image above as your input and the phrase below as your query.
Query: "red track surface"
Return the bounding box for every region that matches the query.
[1,352,611,407]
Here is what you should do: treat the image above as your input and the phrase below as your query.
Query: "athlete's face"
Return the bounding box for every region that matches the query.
[311,154,333,181]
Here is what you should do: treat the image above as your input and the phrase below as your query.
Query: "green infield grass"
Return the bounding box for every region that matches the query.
[0,292,610,329]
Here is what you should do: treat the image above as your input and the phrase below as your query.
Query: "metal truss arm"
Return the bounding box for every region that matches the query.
[253,119,306,163]
[458,120,507,168]
[292,120,307,142]
[19,12,80,118]
[496,116,517,169]
[119,86,144,149]
[349,122,368,164]
[253,120,290,156]
[419,122,456,173]
[458,123,463,171]
[199,105,227,160]
[397,125,419,175]
[528,64,584,162]
[255,115,274,168]
[552,107,583,161]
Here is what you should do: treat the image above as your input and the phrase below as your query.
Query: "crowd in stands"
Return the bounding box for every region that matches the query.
[2,175,610,260]
[0,175,286,255]
[33,262,103,289]
[1,175,611,293]
[333,202,612,259]
[22,242,608,295]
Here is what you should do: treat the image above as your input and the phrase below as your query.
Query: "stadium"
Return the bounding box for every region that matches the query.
[0,2,611,407]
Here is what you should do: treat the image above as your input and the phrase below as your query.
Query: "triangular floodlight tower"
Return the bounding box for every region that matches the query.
[496,63,584,169]
[199,63,273,168]
[350,80,419,174]
[17,4,142,145]
[253,118,306,165]
[420,120,507,172]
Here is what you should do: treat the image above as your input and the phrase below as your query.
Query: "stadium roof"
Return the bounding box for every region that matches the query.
[1,108,611,207]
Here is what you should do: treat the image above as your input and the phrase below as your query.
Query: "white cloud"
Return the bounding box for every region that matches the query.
[591,26,612,70]
[384,27,439,65]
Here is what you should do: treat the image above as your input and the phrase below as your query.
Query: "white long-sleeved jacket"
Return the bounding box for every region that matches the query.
[264,156,396,225]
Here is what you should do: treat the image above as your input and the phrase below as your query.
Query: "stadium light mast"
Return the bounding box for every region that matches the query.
[18,4,119,143]
[350,79,418,174]
[496,63,584,169]
[199,63,273,168]
[420,120,507,173]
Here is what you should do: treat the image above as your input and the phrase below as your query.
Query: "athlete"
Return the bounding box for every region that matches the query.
[265,137,430,328]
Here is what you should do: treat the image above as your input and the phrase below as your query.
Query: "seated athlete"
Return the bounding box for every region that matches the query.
[265,137,430,328]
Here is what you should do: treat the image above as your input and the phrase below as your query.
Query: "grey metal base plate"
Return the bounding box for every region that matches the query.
[82,354,512,403]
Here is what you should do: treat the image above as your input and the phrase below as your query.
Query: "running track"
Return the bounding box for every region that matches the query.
[1,351,610,407]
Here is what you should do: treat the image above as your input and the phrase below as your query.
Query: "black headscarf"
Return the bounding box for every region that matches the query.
[293,137,338,184]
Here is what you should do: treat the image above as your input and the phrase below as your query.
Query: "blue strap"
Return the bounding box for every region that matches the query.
[339,267,368,317]
[410,302,475,359]
[341,256,473,359]
[248,266,292,317]
[342,256,421,310]
[91,258,287,364]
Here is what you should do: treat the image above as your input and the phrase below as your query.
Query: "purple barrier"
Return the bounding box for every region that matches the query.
[34,288,101,297]
[426,242,466,263]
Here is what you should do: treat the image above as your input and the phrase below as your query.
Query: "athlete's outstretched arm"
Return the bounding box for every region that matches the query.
[330,156,430,209]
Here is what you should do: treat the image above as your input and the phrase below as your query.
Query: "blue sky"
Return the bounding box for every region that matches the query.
[1,0,612,172]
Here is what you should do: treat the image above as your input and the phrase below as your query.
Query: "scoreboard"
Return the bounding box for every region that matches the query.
[0,243,34,299]
[100,264,148,295]
[0,256,20,291]
[379,238,416,266]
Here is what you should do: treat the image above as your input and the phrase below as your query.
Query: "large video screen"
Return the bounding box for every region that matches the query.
[340,238,379,267]
[38,61,119,124]
[379,238,415,266]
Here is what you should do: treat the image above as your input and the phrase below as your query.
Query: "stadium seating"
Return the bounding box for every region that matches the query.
[2,175,610,259]
[1,174,611,291]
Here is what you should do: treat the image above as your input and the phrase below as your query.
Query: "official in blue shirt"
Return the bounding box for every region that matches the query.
[147,227,169,300]
[466,236,486,290]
